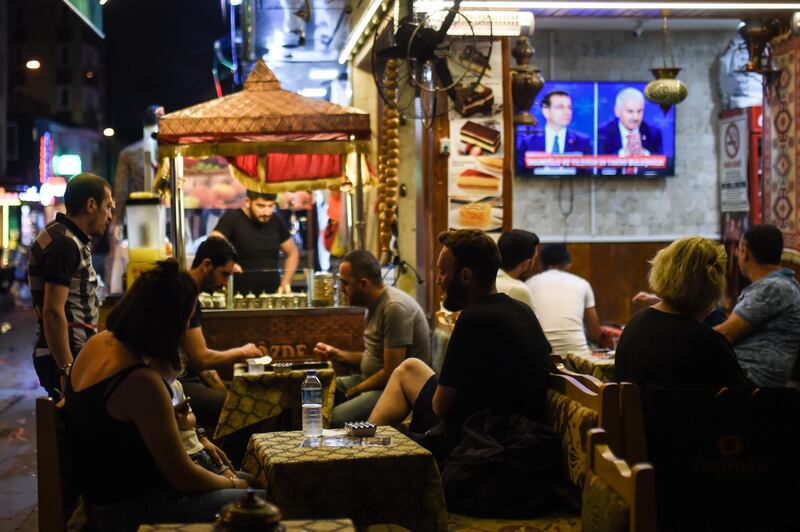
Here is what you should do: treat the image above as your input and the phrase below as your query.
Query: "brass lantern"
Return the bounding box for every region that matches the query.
[510,38,545,125]
[645,13,688,113]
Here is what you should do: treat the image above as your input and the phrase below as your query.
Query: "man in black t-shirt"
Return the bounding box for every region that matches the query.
[369,230,551,439]
[211,191,299,293]
[182,236,263,430]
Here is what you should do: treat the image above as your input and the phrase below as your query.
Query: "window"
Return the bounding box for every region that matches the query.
[57,87,72,111]
[57,44,71,67]
[83,45,98,72]
[82,87,98,114]
[7,123,19,162]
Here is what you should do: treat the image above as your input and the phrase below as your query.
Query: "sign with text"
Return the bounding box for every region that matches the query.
[719,112,750,213]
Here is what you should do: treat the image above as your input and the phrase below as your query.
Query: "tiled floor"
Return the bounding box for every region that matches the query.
[0,307,41,531]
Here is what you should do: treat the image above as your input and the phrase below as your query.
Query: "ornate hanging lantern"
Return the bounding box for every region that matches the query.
[510,38,545,125]
[645,12,688,113]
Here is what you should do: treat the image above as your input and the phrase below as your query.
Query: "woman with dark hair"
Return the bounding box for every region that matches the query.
[64,260,257,531]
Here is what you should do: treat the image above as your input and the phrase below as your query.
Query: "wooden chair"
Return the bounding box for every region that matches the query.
[36,396,80,532]
[549,354,604,392]
[582,428,657,532]
[618,382,648,464]
[648,386,800,531]
[447,373,622,531]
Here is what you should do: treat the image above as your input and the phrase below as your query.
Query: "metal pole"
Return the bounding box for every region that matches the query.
[353,149,365,250]
[169,156,186,268]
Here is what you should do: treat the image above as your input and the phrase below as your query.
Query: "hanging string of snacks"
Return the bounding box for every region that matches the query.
[378,59,400,262]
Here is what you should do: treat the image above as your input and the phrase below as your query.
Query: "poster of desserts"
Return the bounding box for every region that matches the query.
[447,42,504,233]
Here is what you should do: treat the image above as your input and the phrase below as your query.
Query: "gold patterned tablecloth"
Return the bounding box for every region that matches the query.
[214,363,336,439]
[565,352,615,382]
[138,518,355,531]
[241,426,447,531]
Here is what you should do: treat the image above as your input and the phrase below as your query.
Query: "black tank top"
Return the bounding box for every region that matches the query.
[64,364,168,505]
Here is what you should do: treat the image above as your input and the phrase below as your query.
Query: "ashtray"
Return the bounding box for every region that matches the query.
[344,421,377,438]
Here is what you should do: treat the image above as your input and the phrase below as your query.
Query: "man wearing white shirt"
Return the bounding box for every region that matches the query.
[496,229,539,308]
[526,244,602,357]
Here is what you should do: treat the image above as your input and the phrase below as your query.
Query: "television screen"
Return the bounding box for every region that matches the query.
[514,81,676,177]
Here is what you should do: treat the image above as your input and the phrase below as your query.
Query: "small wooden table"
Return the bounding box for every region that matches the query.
[213,362,336,439]
[138,518,355,531]
[565,351,616,382]
[241,426,447,530]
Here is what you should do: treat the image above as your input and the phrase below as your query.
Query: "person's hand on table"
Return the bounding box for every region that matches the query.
[632,291,660,305]
[277,283,292,294]
[314,342,342,363]
[238,342,263,360]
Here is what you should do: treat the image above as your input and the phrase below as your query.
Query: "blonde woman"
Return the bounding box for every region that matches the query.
[614,236,747,387]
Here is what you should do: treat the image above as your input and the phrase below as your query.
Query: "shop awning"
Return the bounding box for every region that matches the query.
[157,61,371,193]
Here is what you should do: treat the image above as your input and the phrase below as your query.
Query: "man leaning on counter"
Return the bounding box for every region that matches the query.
[211,190,299,293]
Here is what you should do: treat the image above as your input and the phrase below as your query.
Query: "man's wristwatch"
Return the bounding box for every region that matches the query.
[58,363,73,377]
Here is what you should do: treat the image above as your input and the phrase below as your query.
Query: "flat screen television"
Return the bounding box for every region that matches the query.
[514,81,676,177]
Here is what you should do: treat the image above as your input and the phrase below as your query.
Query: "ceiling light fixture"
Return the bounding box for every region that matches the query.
[424,1,800,9]
[26,60,41,70]
[299,87,328,97]
[309,68,341,80]
[338,0,385,64]
[103,128,115,137]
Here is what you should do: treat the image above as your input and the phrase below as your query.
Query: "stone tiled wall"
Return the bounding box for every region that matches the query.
[514,29,737,241]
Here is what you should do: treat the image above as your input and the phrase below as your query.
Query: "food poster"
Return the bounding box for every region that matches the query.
[447,42,504,234]
[182,156,247,210]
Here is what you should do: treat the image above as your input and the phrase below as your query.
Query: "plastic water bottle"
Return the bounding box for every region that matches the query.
[301,370,323,437]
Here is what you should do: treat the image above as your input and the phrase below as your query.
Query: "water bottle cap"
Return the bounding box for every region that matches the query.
[307,370,316,376]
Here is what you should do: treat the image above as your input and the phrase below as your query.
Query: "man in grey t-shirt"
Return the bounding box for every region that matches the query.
[314,250,430,426]
[716,225,800,386]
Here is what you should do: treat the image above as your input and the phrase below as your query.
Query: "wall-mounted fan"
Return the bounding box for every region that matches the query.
[372,0,493,124]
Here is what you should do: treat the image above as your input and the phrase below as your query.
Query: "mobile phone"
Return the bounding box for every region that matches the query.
[174,397,191,412]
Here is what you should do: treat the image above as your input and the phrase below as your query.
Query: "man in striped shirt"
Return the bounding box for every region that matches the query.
[29,173,114,399]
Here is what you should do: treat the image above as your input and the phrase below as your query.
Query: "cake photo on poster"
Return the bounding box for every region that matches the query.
[449,197,503,233]
[459,119,502,156]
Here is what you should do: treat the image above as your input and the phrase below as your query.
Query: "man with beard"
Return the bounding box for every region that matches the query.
[30,173,114,399]
[212,191,299,293]
[368,230,551,450]
[181,236,263,431]
[313,250,430,427]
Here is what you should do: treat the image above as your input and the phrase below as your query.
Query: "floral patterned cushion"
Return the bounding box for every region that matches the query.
[545,389,600,490]
[447,511,582,531]
[581,472,629,532]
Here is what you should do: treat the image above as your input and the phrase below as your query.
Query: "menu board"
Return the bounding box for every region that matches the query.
[447,43,504,235]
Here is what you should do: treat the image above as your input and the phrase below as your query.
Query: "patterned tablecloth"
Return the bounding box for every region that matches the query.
[138,518,354,531]
[565,352,616,382]
[241,426,448,531]
[213,363,336,439]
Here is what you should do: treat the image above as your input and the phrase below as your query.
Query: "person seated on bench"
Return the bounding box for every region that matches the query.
[369,229,551,458]
[64,260,260,531]
[615,236,747,388]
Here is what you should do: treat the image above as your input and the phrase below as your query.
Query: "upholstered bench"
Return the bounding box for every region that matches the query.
[447,374,639,532]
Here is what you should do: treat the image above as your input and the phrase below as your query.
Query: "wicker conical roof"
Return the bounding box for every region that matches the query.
[158,61,370,144]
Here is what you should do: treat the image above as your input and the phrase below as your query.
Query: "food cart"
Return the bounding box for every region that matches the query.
[156,61,372,363]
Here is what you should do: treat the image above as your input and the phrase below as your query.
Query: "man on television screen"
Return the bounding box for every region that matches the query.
[598,87,663,157]
[516,91,593,166]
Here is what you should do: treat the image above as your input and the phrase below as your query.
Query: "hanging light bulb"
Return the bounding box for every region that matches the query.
[645,11,688,113]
